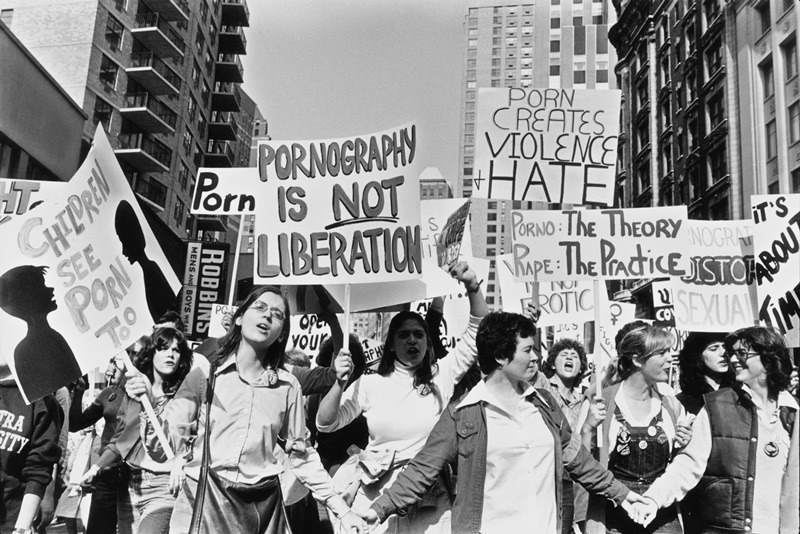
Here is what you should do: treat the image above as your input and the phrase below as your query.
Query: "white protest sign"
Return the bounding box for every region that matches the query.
[0,179,65,225]
[412,295,471,353]
[191,124,422,285]
[207,303,237,338]
[286,314,331,355]
[360,337,384,368]
[670,220,757,332]
[510,206,689,282]
[651,279,675,326]
[0,127,180,402]
[595,301,637,369]
[751,194,800,347]
[472,87,621,206]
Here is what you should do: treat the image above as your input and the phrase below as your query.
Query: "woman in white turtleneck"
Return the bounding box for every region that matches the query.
[316,261,488,534]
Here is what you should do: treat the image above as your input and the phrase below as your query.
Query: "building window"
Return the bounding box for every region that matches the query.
[760,58,774,98]
[707,91,725,131]
[183,130,193,154]
[195,26,205,55]
[703,0,720,27]
[178,161,190,190]
[98,54,118,88]
[661,140,672,174]
[756,1,771,35]
[636,121,649,151]
[597,70,609,83]
[575,70,586,83]
[173,197,185,224]
[92,97,113,130]
[709,197,729,220]
[708,144,727,182]
[1,8,13,26]
[468,38,478,47]
[550,64,560,75]
[792,168,800,192]
[636,82,649,109]
[766,120,778,159]
[550,40,560,52]
[596,25,608,53]
[705,40,723,79]
[136,178,167,208]
[192,61,201,89]
[551,17,560,28]
[782,37,797,81]
[635,160,650,196]
[105,14,124,51]
[768,181,780,193]
[187,96,197,122]
[789,103,800,144]
[575,26,586,54]
[593,15,603,24]
[113,0,126,11]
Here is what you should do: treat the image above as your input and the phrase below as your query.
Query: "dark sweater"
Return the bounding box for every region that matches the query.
[0,382,61,513]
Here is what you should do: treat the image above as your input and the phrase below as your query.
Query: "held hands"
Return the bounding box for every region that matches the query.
[334,350,354,383]
[352,502,380,528]
[339,510,369,533]
[674,413,695,449]
[622,492,658,527]
[79,464,100,486]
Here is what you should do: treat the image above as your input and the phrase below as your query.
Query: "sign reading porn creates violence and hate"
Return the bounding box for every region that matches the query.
[0,179,65,225]
[509,206,690,282]
[751,194,800,347]
[472,87,621,207]
[190,123,423,285]
[181,241,229,339]
[670,220,757,332]
[0,127,181,402]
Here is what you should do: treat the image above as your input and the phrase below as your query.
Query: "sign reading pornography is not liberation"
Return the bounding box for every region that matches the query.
[191,123,423,285]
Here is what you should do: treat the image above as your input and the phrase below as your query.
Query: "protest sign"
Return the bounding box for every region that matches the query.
[751,194,800,346]
[191,123,423,285]
[472,88,621,206]
[0,127,180,402]
[436,200,470,267]
[286,314,331,354]
[412,295,471,352]
[509,206,689,282]
[651,279,675,327]
[595,300,636,367]
[670,220,757,332]
[0,179,64,225]
[360,337,384,368]
[181,241,229,339]
[207,303,237,338]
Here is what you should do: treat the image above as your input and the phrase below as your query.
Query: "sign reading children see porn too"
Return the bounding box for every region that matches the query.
[473,88,621,207]
[191,123,423,284]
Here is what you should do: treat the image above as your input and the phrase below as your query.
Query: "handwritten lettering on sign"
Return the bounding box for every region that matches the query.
[751,194,800,346]
[472,88,621,206]
[190,124,422,285]
[509,206,689,282]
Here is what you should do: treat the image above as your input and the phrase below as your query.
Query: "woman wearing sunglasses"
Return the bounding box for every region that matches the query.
[634,326,798,534]
[582,325,692,534]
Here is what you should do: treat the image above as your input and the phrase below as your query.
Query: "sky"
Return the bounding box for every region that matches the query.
[241,0,466,186]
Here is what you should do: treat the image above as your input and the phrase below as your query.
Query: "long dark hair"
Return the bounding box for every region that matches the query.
[678,331,734,396]
[378,311,441,402]
[214,286,291,370]
[132,327,193,397]
[725,326,792,399]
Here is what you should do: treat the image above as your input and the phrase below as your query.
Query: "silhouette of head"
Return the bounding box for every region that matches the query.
[0,265,56,320]
[115,200,146,264]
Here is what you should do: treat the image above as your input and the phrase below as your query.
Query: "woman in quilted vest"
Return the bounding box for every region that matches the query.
[582,324,692,534]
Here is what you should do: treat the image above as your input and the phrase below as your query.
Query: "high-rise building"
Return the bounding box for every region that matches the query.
[457,0,618,307]
[0,0,250,244]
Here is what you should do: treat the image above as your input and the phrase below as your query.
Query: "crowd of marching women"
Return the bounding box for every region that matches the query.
[0,260,798,534]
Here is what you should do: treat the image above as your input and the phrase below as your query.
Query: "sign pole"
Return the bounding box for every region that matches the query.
[227,215,246,306]
[593,279,604,449]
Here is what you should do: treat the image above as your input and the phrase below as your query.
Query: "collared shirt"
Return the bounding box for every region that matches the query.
[162,355,348,516]
[645,387,797,534]
[458,381,558,534]
[546,378,589,441]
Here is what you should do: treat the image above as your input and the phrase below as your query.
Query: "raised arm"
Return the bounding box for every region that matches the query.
[316,350,363,433]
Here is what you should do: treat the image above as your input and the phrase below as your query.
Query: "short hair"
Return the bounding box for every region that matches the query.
[476,312,537,376]
[616,324,674,381]
[544,338,587,379]
[285,348,310,368]
[725,326,792,399]
[678,331,733,396]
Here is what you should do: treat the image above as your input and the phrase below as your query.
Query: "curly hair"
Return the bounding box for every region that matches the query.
[544,338,587,380]
[725,326,792,399]
[378,311,440,402]
[214,286,291,370]
[476,312,537,376]
[678,331,734,397]
[616,324,674,381]
[132,327,193,396]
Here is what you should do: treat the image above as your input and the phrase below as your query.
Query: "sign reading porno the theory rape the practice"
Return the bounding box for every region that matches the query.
[509,206,690,282]
[472,87,621,207]
[191,124,422,285]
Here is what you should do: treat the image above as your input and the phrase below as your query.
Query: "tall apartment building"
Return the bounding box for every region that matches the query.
[456,0,618,307]
[0,0,249,245]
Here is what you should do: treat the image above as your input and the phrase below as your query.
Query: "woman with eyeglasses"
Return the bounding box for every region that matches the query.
[631,326,799,534]
[582,325,692,534]
[125,286,366,534]
[316,261,488,534]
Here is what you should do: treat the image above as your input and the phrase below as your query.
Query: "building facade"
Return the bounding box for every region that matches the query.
[457,0,618,307]
[0,0,250,242]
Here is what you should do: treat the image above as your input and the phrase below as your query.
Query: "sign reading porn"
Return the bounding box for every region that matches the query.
[191,123,422,284]
[0,127,181,402]
[472,88,621,207]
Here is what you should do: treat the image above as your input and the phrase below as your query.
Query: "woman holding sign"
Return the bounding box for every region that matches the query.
[316,261,488,534]
[581,325,692,534]
[81,327,192,533]
[126,286,366,534]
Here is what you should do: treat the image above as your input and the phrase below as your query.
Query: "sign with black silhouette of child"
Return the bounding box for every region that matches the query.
[0,127,180,402]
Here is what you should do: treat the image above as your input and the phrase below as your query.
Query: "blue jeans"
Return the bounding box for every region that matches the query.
[129,470,173,534]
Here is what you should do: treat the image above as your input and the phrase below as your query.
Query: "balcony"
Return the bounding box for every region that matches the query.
[215,53,244,83]
[120,92,177,134]
[204,140,235,167]
[126,53,182,96]
[218,25,247,54]
[221,0,249,27]
[211,82,241,111]
[115,133,172,172]
[141,0,188,22]
[131,13,185,58]
[208,111,238,140]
